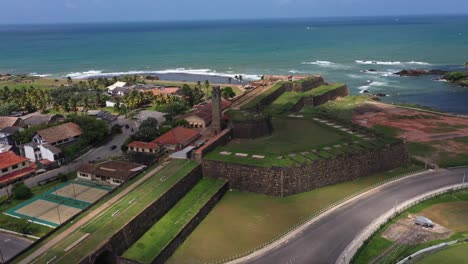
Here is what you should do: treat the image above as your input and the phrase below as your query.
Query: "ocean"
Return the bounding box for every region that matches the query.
[0,15,468,113]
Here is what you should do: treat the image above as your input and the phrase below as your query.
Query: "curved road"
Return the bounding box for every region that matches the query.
[244,168,467,264]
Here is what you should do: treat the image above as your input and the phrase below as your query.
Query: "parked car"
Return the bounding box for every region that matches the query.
[110,145,117,150]
[125,124,130,129]
[415,216,434,228]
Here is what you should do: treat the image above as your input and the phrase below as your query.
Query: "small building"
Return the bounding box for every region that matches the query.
[112,86,132,96]
[181,98,231,128]
[169,146,195,160]
[0,117,24,130]
[87,110,118,125]
[106,81,128,94]
[128,126,200,153]
[23,114,64,128]
[150,87,181,96]
[23,143,64,166]
[415,216,434,228]
[154,126,200,151]
[127,141,160,153]
[0,126,20,146]
[77,161,146,186]
[0,151,36,187]
[32,122,83,146]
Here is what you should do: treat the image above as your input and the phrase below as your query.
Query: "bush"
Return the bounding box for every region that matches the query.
[444,71,467,82]
[121,144,129,152]
[12,183,33,200]
[58,173,68,182]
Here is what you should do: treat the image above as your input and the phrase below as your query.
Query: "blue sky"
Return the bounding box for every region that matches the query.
[1,0,468,24]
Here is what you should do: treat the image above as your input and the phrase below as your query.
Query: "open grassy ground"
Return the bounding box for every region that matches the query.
[0,172,76,237]
[417,242,468,264]
[28,160,198,264]
[168,165,422,264]
[353,190,468,264]
[223,117,348,154]
[122,177,225,264]
[0,78,69,90]
[241,82,285,109]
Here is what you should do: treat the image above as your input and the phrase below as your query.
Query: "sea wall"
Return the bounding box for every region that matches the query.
[79,165,203,264]
[310,85,349,107]
[203,141,408,197]
[254,76,325,110]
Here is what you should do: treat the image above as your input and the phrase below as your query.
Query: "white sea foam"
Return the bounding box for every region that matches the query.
[64,68,261,80]
[29,72,51,77]
[302,61,350,69]
[362,69,398,77]
[358,80,389,93]
[356,60,432,66]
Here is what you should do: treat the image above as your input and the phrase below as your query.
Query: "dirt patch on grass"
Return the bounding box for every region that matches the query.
[353,102,468,143]
[382,215,452,244]
[419,201,468,233]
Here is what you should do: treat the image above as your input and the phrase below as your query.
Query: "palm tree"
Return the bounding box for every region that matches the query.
[204,80,210,100]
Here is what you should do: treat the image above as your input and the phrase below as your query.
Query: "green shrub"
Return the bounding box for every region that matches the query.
[12,183,33,200]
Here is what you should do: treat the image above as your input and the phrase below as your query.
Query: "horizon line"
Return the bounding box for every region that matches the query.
[1,13,468,26]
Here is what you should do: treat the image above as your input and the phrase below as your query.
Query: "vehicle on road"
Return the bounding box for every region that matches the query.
[125,124,130,129]
[110,145,117,150]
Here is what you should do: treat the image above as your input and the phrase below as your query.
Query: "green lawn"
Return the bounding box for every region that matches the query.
[353,190,468,264]
[223,117,349,154]
[169,165,422,264]
[30,160,199,264]
[241,82,285,109]
[417,243,468,264]
[122,178,225,264]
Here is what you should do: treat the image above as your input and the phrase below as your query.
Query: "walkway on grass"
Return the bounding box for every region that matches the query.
[18,160,170,264]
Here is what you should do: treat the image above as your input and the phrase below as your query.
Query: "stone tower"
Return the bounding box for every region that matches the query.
[212,86,222,135]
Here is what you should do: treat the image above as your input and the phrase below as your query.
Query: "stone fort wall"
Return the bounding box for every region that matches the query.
[79,165,203,264]
[202,141,409,197]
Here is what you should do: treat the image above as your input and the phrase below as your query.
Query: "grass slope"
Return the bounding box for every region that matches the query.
[417,243,468,264]
[122,178,225,264]
[169,165,421,264]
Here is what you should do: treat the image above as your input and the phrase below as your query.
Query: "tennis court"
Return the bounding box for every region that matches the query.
[4,181,112,227]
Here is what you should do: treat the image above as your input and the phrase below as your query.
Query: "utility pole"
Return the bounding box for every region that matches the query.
[463,173,466,184]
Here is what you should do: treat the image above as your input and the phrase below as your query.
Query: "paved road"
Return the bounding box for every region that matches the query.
[0,232,33,263]
[0,117,138,198]
[245,168,468,264]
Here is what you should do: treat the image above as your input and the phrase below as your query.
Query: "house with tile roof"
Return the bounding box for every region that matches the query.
[128,126,200,153]
[181,98,231,128]
[32,122,83,146]
[0,116,24,130]
[23,143,64,167]
[0,151,36,187]
[77,161,146,185]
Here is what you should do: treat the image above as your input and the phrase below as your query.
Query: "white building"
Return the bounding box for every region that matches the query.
[23,143,64,166]
[106,81,128,94]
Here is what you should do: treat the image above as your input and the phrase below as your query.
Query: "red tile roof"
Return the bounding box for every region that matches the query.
[0,165,36,185]
[181,98,231,124]
[0,151,29,170]
[154,126,200,146]
[128,141,159,149]
[36,122,83,145]
[0,117,22,130]
[151,87,181,96]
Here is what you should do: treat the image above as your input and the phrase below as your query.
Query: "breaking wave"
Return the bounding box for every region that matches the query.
[64,68,261,80]
[356,60,432,66]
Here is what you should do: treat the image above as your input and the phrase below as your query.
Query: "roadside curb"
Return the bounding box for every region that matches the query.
[0,228,39,240]
[222,169,433,264]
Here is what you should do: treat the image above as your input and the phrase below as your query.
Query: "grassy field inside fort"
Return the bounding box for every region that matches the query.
[122,177,225,264]
[222,117,350,154]
[28,160,198,264]
[353,190,468,264]
[169,165,422,264]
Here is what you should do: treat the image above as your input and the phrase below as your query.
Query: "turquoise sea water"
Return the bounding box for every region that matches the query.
[0,15,467,113]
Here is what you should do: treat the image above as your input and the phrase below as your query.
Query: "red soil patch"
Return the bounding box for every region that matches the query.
[352,102,468,151]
